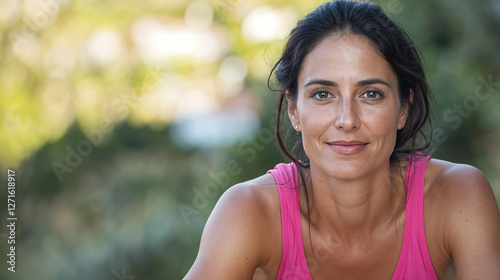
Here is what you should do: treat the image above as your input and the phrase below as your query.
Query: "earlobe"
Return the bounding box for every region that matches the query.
[398,89,414,130]
[286,91,300,132]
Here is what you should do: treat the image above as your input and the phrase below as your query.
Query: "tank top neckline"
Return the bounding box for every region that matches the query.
[266,155,438,280]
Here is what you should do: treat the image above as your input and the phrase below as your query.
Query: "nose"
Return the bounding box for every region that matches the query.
[334,98,360,131]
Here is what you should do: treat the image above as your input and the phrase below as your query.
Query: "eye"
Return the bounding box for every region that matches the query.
[312,90,331,100]
[362,90,382,100]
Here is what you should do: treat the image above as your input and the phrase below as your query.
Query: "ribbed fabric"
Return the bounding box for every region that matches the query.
[267,156,438,280]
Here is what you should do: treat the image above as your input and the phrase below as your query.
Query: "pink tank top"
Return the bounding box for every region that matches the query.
[266,155,438,279]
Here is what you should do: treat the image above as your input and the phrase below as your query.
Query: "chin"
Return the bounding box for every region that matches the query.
[316,158,370,180]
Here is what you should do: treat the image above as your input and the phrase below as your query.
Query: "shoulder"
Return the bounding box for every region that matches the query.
[424,158,496,218]
[210,171,280,240]
[424,158,500,277]
[212,172,282,253]
[184,172,282,279]
[206,172,281,247]
[217,172,280,220]
[425,158,493,205]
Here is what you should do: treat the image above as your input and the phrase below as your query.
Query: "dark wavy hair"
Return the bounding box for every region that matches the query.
[268,0,434,215]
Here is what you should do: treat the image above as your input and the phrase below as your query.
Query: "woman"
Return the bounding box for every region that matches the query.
[185,1,500,279]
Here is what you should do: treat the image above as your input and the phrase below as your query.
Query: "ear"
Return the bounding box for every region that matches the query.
[286,91,301,132]
[398,88,413,130]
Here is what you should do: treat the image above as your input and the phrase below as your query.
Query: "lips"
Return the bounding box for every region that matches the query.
[326,140,368,155]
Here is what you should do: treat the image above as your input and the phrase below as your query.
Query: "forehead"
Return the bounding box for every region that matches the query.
[298,33,398,87]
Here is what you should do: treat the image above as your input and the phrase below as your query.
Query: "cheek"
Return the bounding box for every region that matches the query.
[297,106,330,151]
[365,107,400,142]
[298,104,331,133]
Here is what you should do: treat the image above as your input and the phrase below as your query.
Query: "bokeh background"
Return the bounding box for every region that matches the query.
[0,0,499,279]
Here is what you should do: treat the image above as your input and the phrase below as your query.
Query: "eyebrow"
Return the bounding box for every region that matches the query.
[303,78,392,89]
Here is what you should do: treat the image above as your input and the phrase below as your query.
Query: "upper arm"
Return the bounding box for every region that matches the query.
[184,183,270,280]
[443,165,500,278]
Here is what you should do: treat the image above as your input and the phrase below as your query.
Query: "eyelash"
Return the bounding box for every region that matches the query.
[311,88,331,100]
[310,89,384,101]
[362,90,384,101]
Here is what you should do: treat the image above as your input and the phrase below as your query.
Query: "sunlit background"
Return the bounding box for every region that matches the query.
[0,0,499,279]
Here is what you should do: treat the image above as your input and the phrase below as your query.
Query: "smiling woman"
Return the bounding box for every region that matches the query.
[184,1,500,279]
[288,33,408,181]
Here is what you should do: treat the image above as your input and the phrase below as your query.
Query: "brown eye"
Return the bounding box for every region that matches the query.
[363,90,382,99]
[312,90,331,99]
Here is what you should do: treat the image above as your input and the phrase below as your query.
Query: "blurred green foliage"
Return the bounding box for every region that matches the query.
[0,0,499,279]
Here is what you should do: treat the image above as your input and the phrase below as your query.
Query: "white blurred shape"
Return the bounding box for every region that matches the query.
[134,74,217,123]
[44,38,77,78]
[22,0,62,30]
[132,18,223,64]
[171,107,260,149]
[174,89,217,118]
[0,0,21,28]
[11,34,40,64]
[185,1,213,29]
[242,6,296,43]
[86,28,125,67]
[38,82,74,140]
[219,56,248,85]
[218,55,248,97]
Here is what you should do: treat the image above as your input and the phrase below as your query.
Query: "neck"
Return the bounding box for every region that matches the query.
[303,161,406,240]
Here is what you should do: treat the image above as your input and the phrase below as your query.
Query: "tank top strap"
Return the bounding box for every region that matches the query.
[392,155,438,280]
[267,163,313,280]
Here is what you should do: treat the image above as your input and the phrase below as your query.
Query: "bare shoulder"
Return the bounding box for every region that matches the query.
[219,173,280,220]
[424,158,498,222]
[231,172,280,203]
[184,173,281,279]
[207,171,281,243]
[424,158,500,278]
[203,172,281,253]
[425,158,494,205]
